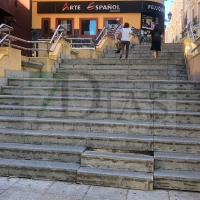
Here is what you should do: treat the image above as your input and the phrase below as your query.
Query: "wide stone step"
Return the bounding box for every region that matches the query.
[2,87,200,100]
[0,116,200,138]
[54,69,187,80]
[134,43,183,46]
[154,169,200,191]
[59,64,186,70]
[154,152,200,171]
[107,48,183,53]
[56,68,187,76]
[0,128,153,151]
[0,142,85,162]
[9,79,199,90]
[103,52,184,58]
[81,151,153,172]
[103,54,184,60]
[154,136,200,154]
[54,73,187,81]
[77,167,153,190]
[1,96,200,112]
[63,59,184,65]
[1,105,200,124]
[133,46,183,50]
[0,158,79,181]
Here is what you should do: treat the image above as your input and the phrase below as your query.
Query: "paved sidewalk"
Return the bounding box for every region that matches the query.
[0,177,200,200]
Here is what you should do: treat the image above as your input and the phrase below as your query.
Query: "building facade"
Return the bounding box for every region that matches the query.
[165,0,200,43]
[32,0,165,40]
[0,0,32,55]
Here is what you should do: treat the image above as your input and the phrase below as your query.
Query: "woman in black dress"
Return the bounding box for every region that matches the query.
[150,24,162,59]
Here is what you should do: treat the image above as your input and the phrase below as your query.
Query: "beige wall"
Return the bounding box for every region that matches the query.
[0,48,22,78]
[188,52,200,81]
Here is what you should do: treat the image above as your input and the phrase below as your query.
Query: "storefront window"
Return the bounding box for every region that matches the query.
[80,19,97,37]
[42,18,50,37]
[56,19,73,36]
[141,14,159,31]
[141,14,160,44]
[104,18,123,35]
[106,20,117,30]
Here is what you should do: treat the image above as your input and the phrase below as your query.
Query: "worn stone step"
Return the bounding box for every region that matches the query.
[132,46,183,50]
[59,64,186,70]
[154,169,200,191]
[77,167,153,190]
[105,47,183,52]
[2,87,200,100]
[81,151,153,172]
[0,158,79,181]
[63,59,184,65]
[154,152,200,172]
[9,79,199,90]
[107,47,183,52]
[103,52,184,57]
[1,105,200,124]
[57,68,187,76]
[0,142,85,162]
[154,136,200,154]
[54,73,187,81]
[0,128,153,151]
[103,54,184,60]
[1,96,200,112]
[0,116,200,138]
[132,43,183,48]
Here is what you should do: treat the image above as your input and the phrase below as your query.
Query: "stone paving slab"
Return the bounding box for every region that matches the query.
[0,178,200,200]
[83,185,127,200]
[169,190,200,200]
[0,190,41,200]
[127,189,169,200]
[0,177,19,190]
[38,194,81,200]
[45,181,90,197]
[8,178,53,194]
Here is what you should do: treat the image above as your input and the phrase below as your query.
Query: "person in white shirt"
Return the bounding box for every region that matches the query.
[114,18,123,53]
[119,23,135,59]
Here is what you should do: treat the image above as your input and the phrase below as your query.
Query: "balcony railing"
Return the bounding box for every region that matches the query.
[187,22,200,53]
[193,15,200,25]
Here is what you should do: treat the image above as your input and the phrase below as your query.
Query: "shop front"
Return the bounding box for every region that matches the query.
[32,0,164,40]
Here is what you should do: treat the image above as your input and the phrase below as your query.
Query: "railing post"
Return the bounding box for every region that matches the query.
[0,31,3,47]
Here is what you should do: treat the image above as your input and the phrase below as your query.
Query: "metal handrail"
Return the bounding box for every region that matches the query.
[0,24,66,53]
[0,24,14,47]
[68,26,140,49]
[67,26,109,49]
[0,24,14,33]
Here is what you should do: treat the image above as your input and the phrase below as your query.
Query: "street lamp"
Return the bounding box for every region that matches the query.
[168,12,172,21]
[165,12,172,22]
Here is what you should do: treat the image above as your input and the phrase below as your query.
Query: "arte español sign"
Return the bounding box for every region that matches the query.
[37,1,165,16]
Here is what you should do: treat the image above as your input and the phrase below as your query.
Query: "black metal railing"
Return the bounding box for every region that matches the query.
[193,15,200,25]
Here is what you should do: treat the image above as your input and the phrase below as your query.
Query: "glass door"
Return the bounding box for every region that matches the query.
[56,19,73,37]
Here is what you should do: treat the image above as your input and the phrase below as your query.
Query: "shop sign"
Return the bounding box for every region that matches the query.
[143,2,165,15]
[37,1,165,16]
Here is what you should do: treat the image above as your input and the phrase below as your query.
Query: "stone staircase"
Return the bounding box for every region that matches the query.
[0,43,200,191]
